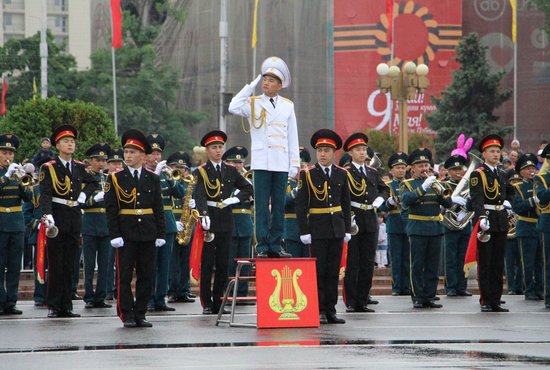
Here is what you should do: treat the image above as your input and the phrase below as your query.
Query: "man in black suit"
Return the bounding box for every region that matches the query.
[470,134,515,312]
[39,125,98,318]
[296,129,351,324]
[342,133,389,313]
[193,130,253,315]
[105,129,165,327]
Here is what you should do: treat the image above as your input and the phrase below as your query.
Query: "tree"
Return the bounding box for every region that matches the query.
[526,0,550,36]
[0,98,117,162]
[77,12,207,153]
[0,32,82,107]
[426,33,512,160]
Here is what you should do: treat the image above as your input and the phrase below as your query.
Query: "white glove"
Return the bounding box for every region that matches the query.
[451,196,467,207]
[111,237,124,248]
[201,216,211,231]
[532,196,540,205]
[344,233,352,243]
[93,191,105,202]
[188,198,196,209]
[300,234,312,245]
[372,196,384,209]
[250,74,262,88]
[421,175,437,191]
[155,238,166,247]
[4,163,19,178]
[387,197,396,206]
[44,214,55,228]
[288,166,299,179]
[155,160,167,176]
[456,210,468,222]
[77,192,86,204]
[176,221,184,232]
[221,197,240,208]
[479,218,490,231]
[503,200,512,209]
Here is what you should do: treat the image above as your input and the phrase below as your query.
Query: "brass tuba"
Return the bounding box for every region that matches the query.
[369,153,382,169]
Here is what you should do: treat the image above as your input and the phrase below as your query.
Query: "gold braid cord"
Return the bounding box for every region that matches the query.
[306,170,328,201]
[535,175,550,212]
[111,173,137,207]
[250,97,267,129]
[48,165,70,196]
[346,171,366,196]
[479,171,499,200]
[198,167,221,198]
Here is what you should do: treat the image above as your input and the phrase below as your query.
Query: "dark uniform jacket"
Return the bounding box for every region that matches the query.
[193,161,253,233]
[470,164,515,232]
[379,179,406,234]
[159,173,185,234]
[0,167,33,232]
[39,157,98,234]
[512,180,539,238]
[296,164,351,239]
[105,167,165,242]
[533,172,550,232]
[345,164,389,234]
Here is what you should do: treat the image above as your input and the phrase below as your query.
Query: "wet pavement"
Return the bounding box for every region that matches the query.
[1,295,549,369]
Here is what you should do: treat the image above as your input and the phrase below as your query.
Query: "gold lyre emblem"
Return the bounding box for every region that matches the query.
[268,265,307,320]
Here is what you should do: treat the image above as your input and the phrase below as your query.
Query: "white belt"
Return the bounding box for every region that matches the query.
[52,197,79,207]
[351,201,374,210]
[207,200,223,208]
[484,204,505,211]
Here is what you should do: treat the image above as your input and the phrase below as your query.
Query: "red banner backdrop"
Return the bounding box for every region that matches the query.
[256,258,319,329]
[334,0,462,138]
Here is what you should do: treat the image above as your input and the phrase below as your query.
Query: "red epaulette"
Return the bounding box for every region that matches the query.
[42,160,55,167]
[197,163,206,168]
[365,165,379,172]
[304,165,315,172]
[334,164,347,170]
[144,167,155,173]
[113,168,124,174]
[74,160,84,165]
[475,167,484,172]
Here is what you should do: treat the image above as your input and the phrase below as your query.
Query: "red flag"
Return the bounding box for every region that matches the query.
[36,221,47,284]
[340,241,348,306]
[1,78,8,116]
[189,223,205,284]
[110,0,123,48]
[386,0,394,48]
[464,219,480,278]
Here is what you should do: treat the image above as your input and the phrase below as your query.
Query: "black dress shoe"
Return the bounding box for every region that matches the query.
[273,250,292,258]
[446,291,457,297]
[4,306,22,315]
[400,290,411,296]
[94,301,112,308]
[105,293,114,301]
[545,304,550,310]
[432,296,440,301]
[525,295,539,301]
[481,305,493,312]
[424,302,442,308]
[357,306,375,313]
[367,297,379,305]
[457,291,472,297]
[202,307,214,315]
[491,305,509,312]
[34,302,46,307]
[188,293,197,299]
[413,302,424,309]
[47,309,60,318]
[319,312,328,324]
[326,313,346,324]
[136,318,153,327]
[71,293,82,300]
[155,305,176,312]
[123,319,137,328]
[500,300,506,304]
[61,310,81,318]
[391,292,399,296]
[256,251,268,258]
[146,304,155,312]
[345,306,356,313]
[84,302,95,309]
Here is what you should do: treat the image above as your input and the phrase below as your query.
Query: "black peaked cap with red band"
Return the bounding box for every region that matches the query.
[121,129,152,154]
[310,129,342,150]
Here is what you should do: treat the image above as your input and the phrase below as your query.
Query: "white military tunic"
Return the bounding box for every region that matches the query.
[229,83,300,173]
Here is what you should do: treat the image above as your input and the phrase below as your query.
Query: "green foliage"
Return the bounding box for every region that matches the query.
[0,98,116,162]
[0,31,82,106]
[526,0,550,35]
[426,33,512,159]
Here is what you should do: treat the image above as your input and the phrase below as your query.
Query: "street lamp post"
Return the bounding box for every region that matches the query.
[376,62,429,153]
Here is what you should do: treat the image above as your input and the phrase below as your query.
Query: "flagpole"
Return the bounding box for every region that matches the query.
[389,1,395,134]
[111,47,118,135]
[219,0,228,132]
[40,0,48,98]
[512,21,517,140]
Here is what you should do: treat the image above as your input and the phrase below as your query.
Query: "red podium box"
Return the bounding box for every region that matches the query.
[255,258,319,329]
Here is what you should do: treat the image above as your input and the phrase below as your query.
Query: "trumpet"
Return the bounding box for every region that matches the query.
[431,179,452,197]
[7,160,34,186]
[162,166,182,181]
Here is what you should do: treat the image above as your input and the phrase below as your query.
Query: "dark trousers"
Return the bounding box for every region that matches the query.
[253,170,286,253]
[0,231,24,309]
[389,233,410,294]
[542,232,550,305]
[82,235,110,303]
[32,244,47,304]
[409,235,442,304]
[444,230,469,294]
[227,236,252,296]
[116,240,156,321]
[106,245,117,296]
[519,236,543,298]
[310,238,343,315]
[344,231,376,308]
[200,231,231,310]
[46,231,79,311]
[169,235,192,299]
[505,238,524,294]
[478,231,506,307]
[285,239,310,258]
[71,245,82,293]
[150,232,174,307]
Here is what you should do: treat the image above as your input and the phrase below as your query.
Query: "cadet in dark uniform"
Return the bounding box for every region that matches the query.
[105,129,165,327]
[297,129,351,324]
[193,131,253,314]
[442,154,472,297]
[379,152,410,296]
[40,125,98,318]
[513,154,543,300]
[505,171,524,295]
[81,143,112,309]
[223,146,254,299]
[534,143,550,309]
[470,134,515,312]
[0,134,33,315]
[342,133,389,313]
[400,148,454,309]
[284,148,311,257]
